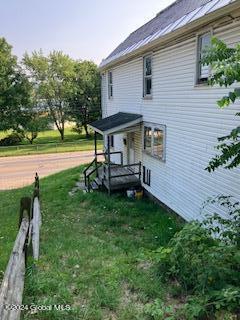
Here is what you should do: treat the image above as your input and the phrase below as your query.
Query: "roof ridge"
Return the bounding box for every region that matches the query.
[156,0,181,17]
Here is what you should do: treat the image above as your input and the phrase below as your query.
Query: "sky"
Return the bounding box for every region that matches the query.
[0,0,175,65]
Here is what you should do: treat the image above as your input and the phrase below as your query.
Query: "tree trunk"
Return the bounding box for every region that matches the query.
[84,124,90,139]
[60,128,64,141]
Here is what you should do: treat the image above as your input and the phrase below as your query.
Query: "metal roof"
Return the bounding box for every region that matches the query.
[100,0,235,68]
[89,112,142,135]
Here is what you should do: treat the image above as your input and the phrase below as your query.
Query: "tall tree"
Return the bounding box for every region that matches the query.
[203,38,240,172]
[0,37,30,131]
[68,60,101,138]
[23,51,75,141]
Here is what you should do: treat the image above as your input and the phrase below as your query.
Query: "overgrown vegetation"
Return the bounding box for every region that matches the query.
[144,216,240,319]
[143,198,240,319]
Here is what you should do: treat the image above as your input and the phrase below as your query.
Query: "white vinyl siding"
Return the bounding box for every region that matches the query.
[101,20,240,221]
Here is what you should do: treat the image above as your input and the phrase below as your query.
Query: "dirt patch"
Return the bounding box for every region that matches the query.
[137,261,153,271]
[102,309,117,320]
[120,283,144,311]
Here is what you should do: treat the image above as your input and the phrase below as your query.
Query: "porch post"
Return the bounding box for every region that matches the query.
[94,131,98,177]
[107,135,111,195]
[94,131,97,156]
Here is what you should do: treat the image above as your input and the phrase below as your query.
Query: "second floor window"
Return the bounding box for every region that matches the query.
[108,71,113,98]
[143,55,152,97]
[197,32,211,84]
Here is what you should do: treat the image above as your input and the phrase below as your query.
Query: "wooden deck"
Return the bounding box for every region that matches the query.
[98,165,141,191]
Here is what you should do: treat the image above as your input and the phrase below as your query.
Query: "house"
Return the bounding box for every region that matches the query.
[87,0,240,221]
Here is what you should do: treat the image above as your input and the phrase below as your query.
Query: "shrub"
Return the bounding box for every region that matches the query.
[144,299,176,320]
[0,133,22,146]
[146,200,240,319]
[156,223,239,293]
[201,195,240,246]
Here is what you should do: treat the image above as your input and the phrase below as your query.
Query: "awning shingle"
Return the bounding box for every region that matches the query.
[89,112,142,135]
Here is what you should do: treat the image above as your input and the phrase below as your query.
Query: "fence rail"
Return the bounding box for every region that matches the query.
[0,174,41,320]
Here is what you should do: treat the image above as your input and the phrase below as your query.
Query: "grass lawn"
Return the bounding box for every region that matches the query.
[0,166,183,320]
[0,128,84,144]
[0,129,103,157]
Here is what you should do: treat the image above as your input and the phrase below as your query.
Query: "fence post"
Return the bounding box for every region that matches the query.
[19,197,31,264]
[19,197,31,229]
[32,172,41,261]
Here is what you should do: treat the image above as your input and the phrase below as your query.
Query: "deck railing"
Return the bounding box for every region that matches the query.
[83,150,142,192]
[103,162,141,181]
[96,151,123,166]
[83,151,123,191]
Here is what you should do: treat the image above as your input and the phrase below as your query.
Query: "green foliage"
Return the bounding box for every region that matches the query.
[0,133,22,146]
[0,38,31,131]
[202,38,240,171]
[202,38,240,91]
[23,50,76,141]
[16,107,51,144]
[23,52,101,141]
[202,195,240,246]
[144,299,176,320]
[68,60,101,137]
[147,210,240,319]
[207,125,240,171]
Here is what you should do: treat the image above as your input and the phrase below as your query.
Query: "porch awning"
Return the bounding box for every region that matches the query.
[89,112,142,135]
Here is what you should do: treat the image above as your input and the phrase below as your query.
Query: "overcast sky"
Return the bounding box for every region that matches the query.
[0,0,175,64]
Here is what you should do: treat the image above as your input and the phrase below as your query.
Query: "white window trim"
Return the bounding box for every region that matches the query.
[143,54,153,99]
[195,29,213,86]
[142,122,166,162]
[108,70,113,99]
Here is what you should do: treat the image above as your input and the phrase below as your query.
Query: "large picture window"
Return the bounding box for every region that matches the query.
[143,55,152,97]
[143,124,166,161]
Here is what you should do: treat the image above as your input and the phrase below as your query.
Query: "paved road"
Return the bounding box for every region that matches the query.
[0,151,96,190]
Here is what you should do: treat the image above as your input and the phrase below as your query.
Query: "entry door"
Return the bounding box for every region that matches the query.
[127,133,135,164]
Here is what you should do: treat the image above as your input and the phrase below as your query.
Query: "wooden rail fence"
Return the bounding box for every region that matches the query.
[0,173,41,320]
